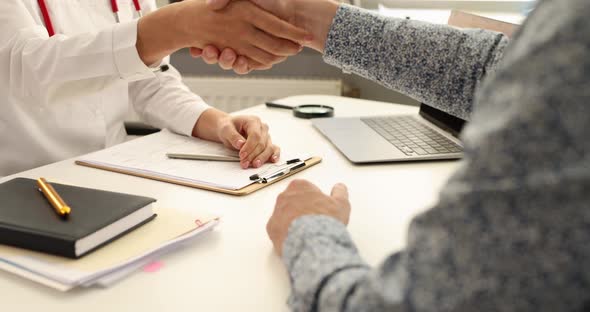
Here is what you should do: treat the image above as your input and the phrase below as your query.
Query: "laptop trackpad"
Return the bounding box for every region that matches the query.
[316,118,406,163]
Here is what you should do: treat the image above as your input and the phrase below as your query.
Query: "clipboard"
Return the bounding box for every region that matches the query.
[75,156,322,196]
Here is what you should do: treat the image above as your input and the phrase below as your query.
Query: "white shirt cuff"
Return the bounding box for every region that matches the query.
[173,103,211,137]
[112,20,155,82]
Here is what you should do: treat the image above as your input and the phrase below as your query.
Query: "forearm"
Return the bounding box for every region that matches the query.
[191,107,229,141]
[136,2,188,65]
[1,0,185,96]
[284,215,408,311]
[130,63,210,136]
[303,3,509,120]
[293,0,339,52]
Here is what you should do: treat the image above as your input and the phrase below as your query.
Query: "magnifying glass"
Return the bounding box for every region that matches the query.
[265,102,334,119]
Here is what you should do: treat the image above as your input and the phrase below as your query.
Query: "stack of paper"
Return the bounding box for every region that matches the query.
[0,208,219,291]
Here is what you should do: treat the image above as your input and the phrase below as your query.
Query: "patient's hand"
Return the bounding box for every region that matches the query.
[180,0,308,68]
[267,180,350,256]
[192,0,304,74]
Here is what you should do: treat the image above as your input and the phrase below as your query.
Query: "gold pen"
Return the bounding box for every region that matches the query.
[37,178,71,217]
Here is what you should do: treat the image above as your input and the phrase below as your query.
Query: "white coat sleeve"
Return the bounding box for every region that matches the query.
[128,63,210,137]
[0,0,154,98]
[128,0,210,137]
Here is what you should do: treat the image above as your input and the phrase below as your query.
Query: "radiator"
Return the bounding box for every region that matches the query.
[181,76,342,113]
[127,77,342,123]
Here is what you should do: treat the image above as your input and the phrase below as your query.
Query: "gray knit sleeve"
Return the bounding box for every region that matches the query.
[282,216,369,311]
[283,0,590,311]
[324,4,509,120]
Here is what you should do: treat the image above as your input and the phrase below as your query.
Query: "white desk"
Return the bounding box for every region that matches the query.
[1,95,459,311]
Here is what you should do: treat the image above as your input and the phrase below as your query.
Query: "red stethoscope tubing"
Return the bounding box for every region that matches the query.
[111,0,142,13]
[37,0,142,37]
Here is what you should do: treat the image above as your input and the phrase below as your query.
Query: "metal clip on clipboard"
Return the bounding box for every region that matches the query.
[249,159,306,184]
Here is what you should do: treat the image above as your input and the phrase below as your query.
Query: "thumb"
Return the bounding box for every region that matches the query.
[330,183,349,202]
[249,0,273,10]
[221,124,246,150]
[189,47,203,58]
[206,0,232,10]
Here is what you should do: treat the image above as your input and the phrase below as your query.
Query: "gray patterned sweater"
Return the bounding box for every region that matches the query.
[282,0,590,311]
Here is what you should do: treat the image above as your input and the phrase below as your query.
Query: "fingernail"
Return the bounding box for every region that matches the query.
[237,58,247,66]
[236,140,245,149]
[243,161,250,168]
[304,35,314,43]
[272,155,279,162]
[205,49,215,58]
[206,0,215,5]
[254,159,262,168]
[223,53,234,62]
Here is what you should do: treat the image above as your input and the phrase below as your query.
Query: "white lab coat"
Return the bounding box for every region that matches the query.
[0,0,209,176]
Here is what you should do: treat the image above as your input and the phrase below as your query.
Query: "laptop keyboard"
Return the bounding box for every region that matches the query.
[361,116,462,156]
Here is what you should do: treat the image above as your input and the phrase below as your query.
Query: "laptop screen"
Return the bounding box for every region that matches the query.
[419,103,466,138]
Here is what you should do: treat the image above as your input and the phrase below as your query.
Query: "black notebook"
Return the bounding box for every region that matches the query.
[0,178,156,259]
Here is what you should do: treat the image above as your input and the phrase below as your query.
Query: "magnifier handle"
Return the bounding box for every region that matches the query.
[265,102,295,110]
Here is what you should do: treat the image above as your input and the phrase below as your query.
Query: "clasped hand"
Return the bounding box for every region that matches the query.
[180,0,309,71]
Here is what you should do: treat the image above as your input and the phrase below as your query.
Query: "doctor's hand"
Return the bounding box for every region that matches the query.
[137,0,310,67]
[196,0,339,74]
[192,108,280,169]
[267,180,350,256]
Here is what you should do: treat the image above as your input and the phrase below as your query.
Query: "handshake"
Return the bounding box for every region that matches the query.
[137,0,339,74]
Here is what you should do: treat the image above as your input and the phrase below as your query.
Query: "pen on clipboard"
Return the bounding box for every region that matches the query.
[166,153,240,162]
[249,158,306,184]
[37,178,71,218]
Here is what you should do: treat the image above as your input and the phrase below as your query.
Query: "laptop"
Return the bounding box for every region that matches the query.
[312,103,467,163]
